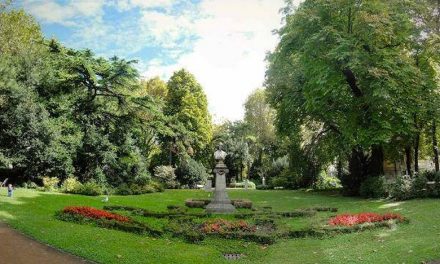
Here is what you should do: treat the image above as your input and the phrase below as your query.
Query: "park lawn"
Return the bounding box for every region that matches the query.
[0,188,439,264]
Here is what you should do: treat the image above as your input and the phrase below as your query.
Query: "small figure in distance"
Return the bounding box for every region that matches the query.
[7,184,13,197]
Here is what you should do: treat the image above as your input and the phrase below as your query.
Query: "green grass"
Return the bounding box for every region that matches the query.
[0,188,439,264]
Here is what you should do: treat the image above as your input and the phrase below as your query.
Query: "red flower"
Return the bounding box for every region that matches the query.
[329,212,404,226]
[63,206,130,223]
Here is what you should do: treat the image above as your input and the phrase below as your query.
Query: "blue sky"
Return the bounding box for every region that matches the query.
[18,0,302,121]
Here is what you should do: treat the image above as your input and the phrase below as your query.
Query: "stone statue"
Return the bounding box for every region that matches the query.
[206,143,236,213]
[214,143,227,163]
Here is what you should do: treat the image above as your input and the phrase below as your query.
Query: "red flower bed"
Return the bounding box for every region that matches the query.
[201,219,256,234]
[63,206,130,223]
[329,212,404,227]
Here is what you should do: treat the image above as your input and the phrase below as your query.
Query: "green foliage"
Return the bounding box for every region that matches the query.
[412,173,429,198]
[313,171,342,191]
[42,177,60,192]
[153,165,178,188]
[165,69,212,153]
[176,158,209,187]
[73,180,104,196]
[359,176,387,198]
[390,175,414,200]
[230,181,256,189]
[60,177,83,193]
[265,0,436,193]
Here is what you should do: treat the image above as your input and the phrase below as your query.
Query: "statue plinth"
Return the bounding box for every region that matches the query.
[206,158,236,214]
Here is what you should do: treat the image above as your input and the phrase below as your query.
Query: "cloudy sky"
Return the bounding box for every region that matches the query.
[18,0,301,122]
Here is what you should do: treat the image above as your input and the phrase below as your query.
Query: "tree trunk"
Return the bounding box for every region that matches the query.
[433,120,439,172]
[337,156,343,178]
[414,133,420,173]
[405,146,412,176]
[368,145,384,176]
[347,148,367,196]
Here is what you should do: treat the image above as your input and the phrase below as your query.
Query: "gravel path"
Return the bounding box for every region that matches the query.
[0,222,92,264]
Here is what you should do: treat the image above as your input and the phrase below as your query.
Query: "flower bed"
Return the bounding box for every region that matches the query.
[56,206,163,237]
[62,206,130,222]
[201,219,256,234]
[329,212,404,227]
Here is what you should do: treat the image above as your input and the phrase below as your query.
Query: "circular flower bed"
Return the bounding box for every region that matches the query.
[62,206,130,223]
[329,212,404,226]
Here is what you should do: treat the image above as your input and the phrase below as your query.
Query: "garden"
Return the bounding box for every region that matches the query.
[1,0,440,263]
[0,188,439,264]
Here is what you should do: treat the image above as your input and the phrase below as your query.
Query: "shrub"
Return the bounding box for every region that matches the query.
[313,171,342,190]
[359,176,387,198]
[389,175,413,200]
[230,181,256,189]
[411,173,429,198]
[129,183,156,195]
[74,180,104,196]
[42,176,60,192]
[420,170,438,181]
[115,182,163,196]
[231,199,253,209]
[153,165,178,188]
[60,177,83,193]
[22,181,38,189]
[115,183,133,195]
[256,185,272,190]
[185,199,209,208]
[134,174,150,186]
[176,158,209,187]
[149,181,165,192]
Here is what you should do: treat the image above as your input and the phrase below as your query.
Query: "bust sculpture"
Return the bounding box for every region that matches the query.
[214,143,227,163]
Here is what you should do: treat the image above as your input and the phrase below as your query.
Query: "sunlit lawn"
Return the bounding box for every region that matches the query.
[0,188,439,264]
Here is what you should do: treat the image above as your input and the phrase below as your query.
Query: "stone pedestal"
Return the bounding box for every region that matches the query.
[206,162,235,214]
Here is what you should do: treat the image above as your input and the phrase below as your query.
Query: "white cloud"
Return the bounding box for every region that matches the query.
[143,0,303,122]
[25,0,104,25]
[111,0,175,11]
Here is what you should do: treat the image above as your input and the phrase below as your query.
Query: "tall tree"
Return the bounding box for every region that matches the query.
[266,0,421,194]
[244,89,276,180]
[165,69,212,154]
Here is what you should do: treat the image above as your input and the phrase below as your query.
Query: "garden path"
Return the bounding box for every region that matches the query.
[0,222,92,264]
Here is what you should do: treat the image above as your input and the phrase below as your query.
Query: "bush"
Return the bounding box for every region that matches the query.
[313,171,342,190]
[22,181,38,189]
[176,158,209,187]
[115,182,163,196]
[60,177,83,193]
[74,180,104,196]
[231,199,253,209]
[42,176,60,192]
[129,183,156,195]
[230,181,256,189]
[134,174,150,186]
[359,176,387,198]
[153,165,178,189]
[149,181,165,192]
[185,199,209,208]
[389,175,413,200]
[256,184,271,190]
[411,173,429,198]
[420,170,438,181]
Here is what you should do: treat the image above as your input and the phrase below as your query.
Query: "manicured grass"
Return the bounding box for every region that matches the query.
[0,188,439,263]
